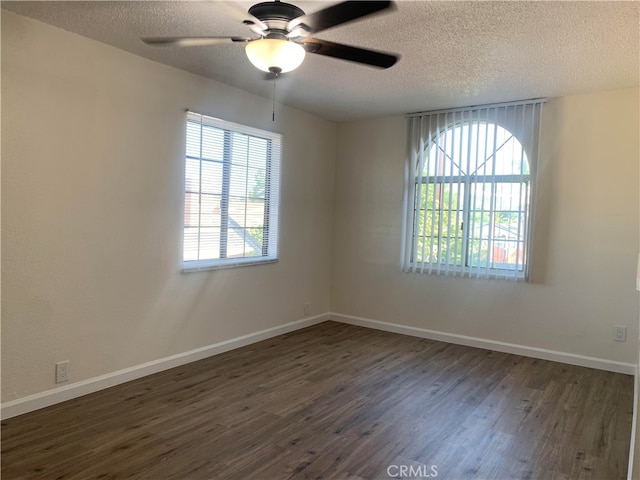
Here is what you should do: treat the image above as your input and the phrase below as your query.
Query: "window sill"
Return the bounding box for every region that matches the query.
[182,257,278,273]
[404,266,526,281]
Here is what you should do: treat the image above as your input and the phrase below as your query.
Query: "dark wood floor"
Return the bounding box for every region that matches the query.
[1,321,633,480]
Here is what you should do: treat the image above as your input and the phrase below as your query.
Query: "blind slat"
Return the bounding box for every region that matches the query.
[402,99,545,280]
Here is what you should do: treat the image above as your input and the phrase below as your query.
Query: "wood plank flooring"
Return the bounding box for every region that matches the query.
[1,321,633,479]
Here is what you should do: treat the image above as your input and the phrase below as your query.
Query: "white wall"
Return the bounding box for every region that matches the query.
[3,9,639,408]
[1,11,336,402]
[332,88,639,364]
[633,102,640,479]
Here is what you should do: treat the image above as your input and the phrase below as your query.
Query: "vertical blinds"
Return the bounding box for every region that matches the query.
[183,111,281,270]
[401,99,545,280]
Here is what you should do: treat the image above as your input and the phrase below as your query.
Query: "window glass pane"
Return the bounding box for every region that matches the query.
[248,137,269,169]
[226,227,262,258]
[183,112,280,268]
[494,136,529,175]
[183,227,199,261]
[185,158,200,193]
[200,194,222,227]
[408,104,541,278]
[415,183,464,265]
[245,199,265,229]
[199,227,221,260]
[468,239,491,268]
[186,121,201,158]
[248,167,267,200]
[228,197,248,228]
[424,122,530,177]
[245,227,265,256]
[492,240,526,271]
[494,182,528,212]
[201,161,223,195]
[184,193,200,227]
[231,133,249,166]
[201,126,224,161]
[226,227,246,258]
[466,182,527,271]
[229,164,248,198]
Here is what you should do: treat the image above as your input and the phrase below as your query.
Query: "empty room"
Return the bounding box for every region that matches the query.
[2,1,639,479]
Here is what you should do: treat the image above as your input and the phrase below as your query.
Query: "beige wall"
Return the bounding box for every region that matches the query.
[633,97,640,479]
[332,88,639,364]
[3,9,639,407]
[1,11,336,401]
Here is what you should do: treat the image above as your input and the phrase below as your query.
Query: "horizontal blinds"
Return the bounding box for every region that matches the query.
[184,111,281,270]
[401,99,545,280]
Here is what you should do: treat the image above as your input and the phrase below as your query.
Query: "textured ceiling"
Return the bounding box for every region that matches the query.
[2,1,639,122]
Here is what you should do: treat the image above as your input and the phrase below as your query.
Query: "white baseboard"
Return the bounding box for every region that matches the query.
[628,365,638,480]
[329,312,636,375]
[1,314,329,420]
[3,311,635,420]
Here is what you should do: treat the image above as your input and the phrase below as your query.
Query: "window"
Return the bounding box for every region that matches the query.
[401,100,545,280]
[183,112,281,271]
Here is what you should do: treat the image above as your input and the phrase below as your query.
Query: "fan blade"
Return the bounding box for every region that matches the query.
[303,38,398,69]
[212,0,269,32]
[213,1,268,33]
[142,36,251,47]
[289,1,394,35]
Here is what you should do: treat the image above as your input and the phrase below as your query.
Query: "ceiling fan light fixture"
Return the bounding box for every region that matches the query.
[245,38,305,73]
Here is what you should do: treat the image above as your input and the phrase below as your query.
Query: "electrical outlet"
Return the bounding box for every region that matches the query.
[303,303,311,317]
[56,361,69,384]
[614,326,627,342]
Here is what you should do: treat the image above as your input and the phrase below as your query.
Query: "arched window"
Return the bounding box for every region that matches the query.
[402,101,544,280]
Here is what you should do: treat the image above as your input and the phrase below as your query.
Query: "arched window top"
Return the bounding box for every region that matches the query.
[422,121,529,177]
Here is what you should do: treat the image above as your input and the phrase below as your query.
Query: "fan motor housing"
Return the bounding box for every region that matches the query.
[248,1,305,34]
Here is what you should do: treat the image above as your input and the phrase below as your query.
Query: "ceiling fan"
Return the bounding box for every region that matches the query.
[142,0,399,74]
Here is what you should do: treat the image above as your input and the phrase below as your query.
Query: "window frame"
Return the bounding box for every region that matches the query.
[182,111,282,272]
[402,100,545,281]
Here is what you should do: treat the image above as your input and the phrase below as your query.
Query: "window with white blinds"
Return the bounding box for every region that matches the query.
[183,112,281,271]
[401,99,545,280]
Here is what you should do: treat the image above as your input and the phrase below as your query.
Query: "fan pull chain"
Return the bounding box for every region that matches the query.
[272,74,277,122]
[268,68,281,122]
